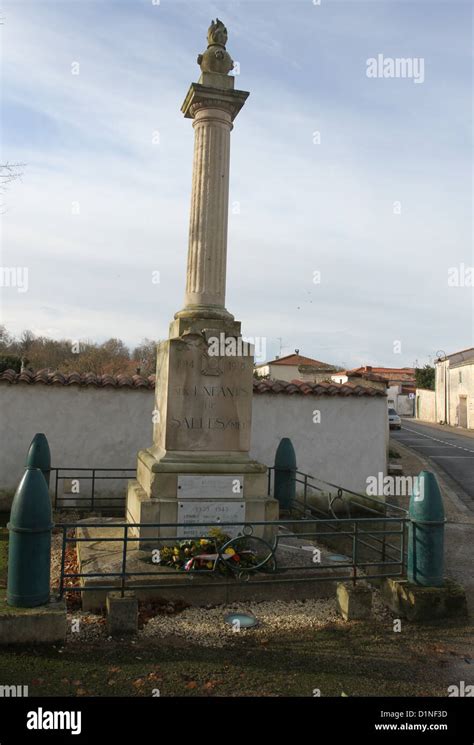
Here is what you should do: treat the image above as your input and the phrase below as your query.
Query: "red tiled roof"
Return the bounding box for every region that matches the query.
[346,366,415,381]
[334,370,388,384]
[0,369,155,389]
[0,369,385,397]
[347,366,415,374]
[261,354,336,368]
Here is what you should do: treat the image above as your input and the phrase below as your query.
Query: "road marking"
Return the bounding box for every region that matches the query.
[402,426,474,455]
[431,455,474,459]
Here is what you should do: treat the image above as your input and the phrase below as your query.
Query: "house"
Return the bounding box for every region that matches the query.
[254,351,338,383]
[434,347,474,428]
[332,365,415,390]
[330,368,388,391]
[331,366,416,415]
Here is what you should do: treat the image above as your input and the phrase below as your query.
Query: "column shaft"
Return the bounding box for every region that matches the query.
[183,107,232,311]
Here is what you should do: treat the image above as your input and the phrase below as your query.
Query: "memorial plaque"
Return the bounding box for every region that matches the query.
[177,500,245,537]
[177,474,243,499]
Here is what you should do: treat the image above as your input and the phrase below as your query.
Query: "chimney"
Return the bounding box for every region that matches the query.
[295,349,300,355]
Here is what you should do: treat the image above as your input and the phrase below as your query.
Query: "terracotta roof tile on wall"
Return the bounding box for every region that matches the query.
[0,369,156,389]
[253,379,386,397]
[0,370,384,397]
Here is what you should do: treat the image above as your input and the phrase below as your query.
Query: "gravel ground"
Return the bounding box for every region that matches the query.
[50,531,65,588]
[65,590,394,648]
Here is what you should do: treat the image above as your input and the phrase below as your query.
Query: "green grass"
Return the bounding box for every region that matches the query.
[0,528,8,589]
[0,617,471,697]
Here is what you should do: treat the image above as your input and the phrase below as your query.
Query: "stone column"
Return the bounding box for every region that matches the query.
[183,104,232,315]
[174,46,248,327]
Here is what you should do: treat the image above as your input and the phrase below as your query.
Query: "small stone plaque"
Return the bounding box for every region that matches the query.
[177,474,243,499]
[177,500,245,537]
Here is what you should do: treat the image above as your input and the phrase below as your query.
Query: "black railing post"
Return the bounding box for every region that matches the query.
[381,521,387,564]
[352,521,358,586]
[91,470,95,511]
[59,526,67,599]
[120,524,128,597]
[54,469,59,509]
[401,518,406,576]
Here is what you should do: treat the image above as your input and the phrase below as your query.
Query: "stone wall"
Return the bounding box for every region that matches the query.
[415,388,436,423]
[0,384,388,510]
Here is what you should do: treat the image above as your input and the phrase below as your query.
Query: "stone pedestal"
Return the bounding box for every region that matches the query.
[126,332,278,544]
[381,578,468,621]
[126,21,278,545]
[336,582,373,621]
[106,591,138,636]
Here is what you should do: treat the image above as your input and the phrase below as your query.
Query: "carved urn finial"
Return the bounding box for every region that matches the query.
[197,18,234,75]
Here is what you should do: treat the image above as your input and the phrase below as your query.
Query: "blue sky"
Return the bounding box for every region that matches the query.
[1,0,472,367]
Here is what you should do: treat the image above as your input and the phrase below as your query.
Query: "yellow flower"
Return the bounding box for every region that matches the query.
[206,561,213,569]
[224,548,235,556]
[200,539,209,546]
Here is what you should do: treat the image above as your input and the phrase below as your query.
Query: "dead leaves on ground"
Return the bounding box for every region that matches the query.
[181,674,223,694]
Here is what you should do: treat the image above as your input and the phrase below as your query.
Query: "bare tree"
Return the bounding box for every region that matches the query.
[0,163,25,212]
[133,338,159,376]
[0,163,24,190]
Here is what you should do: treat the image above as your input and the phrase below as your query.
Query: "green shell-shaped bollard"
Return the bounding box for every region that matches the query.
[26,433,51,487]
[274,437,297,510]
[7,467,54,607]
[407,470,445,587]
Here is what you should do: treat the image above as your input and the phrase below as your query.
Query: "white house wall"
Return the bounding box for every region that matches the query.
[415,388,436,423]
[434,359,474,429]
[448,363,474,429]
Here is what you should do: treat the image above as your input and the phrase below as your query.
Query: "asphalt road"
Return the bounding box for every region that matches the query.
[391,419,474,509]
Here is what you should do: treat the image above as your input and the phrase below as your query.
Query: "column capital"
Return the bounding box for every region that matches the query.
[181,82,249,122]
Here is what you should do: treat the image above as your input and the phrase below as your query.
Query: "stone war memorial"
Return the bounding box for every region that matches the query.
[126,18,278,543]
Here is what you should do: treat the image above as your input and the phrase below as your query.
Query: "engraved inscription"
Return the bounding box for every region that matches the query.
[155,337,254,452]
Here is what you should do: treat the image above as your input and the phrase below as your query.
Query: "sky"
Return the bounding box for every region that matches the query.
[0,0,472,368]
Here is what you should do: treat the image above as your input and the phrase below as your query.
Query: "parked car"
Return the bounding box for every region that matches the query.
[388,408,401,430]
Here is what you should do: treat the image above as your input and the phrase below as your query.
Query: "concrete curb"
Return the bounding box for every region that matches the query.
[0,593,67,644]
